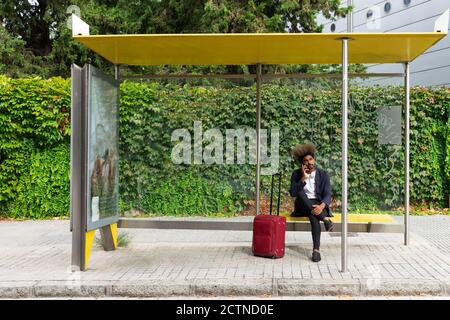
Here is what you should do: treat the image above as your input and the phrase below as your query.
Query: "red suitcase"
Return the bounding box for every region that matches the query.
[252,214,286,258]
[252,173,286,258]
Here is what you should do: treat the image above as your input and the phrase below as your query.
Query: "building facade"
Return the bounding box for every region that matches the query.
[317,0,450,87]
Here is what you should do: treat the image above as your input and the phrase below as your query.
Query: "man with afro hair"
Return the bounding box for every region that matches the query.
[289,143,333,262]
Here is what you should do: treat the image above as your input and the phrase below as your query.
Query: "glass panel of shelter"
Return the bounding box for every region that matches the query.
[347,76,404,214]
[118,74,257,219]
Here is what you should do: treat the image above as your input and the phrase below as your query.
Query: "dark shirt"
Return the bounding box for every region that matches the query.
[289,167,333,217]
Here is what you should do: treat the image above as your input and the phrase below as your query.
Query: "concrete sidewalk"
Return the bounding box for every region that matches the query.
[0,216,449,298]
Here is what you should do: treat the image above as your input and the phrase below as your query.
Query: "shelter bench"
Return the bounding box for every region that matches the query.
[118,213,403,233]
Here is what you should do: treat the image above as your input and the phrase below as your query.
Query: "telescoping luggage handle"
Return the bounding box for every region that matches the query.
[269,172,282,216]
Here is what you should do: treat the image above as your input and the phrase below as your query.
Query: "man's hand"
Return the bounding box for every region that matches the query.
[311,203,326,215]
[300,164,309,182]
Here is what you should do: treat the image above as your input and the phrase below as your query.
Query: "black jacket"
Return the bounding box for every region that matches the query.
[289,167,333,217]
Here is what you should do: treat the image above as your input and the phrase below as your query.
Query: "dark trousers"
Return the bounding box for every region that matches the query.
[292,190,328,250]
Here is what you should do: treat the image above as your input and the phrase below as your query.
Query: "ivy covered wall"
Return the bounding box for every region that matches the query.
[0,76,448,217]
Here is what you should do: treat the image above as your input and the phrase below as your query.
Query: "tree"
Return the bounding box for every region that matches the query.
[0,0,352,78]
[200,0,348,33]
[0,0,71,56]
[0,25,32,77]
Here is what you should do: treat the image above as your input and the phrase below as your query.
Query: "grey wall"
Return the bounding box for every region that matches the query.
[317,0,450,87]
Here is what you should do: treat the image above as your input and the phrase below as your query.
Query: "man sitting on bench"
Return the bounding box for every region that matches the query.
[289,143,334,263]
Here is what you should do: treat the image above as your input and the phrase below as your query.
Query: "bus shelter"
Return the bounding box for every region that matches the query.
[70,13,448,272]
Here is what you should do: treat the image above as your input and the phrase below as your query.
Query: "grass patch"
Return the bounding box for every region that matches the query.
[121,209,241,218]
[122,207,449,218]
[94,230,133,248]
[346,207,449,216]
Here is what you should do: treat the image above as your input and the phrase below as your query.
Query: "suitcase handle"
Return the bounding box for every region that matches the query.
[269,172,282,216]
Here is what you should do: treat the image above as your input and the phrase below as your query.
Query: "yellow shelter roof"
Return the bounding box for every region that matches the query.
[74,32,446,66]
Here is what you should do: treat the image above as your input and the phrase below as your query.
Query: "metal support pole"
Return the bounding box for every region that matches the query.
[404,62,410,246]
[256,63,262,215]
[341,39,349,273]
[347,0,353,32]
[115,64,120,80]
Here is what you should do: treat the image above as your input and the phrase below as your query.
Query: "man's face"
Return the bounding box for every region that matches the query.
[302,155,315,173]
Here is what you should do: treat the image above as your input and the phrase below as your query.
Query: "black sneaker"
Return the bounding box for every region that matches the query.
[324,218,334,232]
[312,250,321,262]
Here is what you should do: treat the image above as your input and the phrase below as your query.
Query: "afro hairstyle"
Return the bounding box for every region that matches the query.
[292,143,316,164]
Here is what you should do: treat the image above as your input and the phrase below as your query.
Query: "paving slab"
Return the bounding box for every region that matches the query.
[0,216,449,298]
